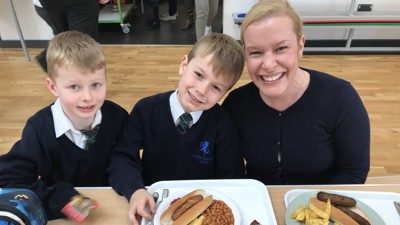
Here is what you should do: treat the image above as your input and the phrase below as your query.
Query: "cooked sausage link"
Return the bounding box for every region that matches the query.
[172,195,203,220]
[317,191,357,207]
[336,206,371,225]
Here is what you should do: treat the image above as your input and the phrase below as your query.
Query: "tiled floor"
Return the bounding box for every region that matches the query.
[97,0,223,45]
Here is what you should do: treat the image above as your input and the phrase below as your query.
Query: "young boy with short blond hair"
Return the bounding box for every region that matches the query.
[107,33,246,225]
[0,31,128,222]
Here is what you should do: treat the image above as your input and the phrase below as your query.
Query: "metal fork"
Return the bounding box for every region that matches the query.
[157,189,169,208]
[145,192,160,225]
[146,189,169,225]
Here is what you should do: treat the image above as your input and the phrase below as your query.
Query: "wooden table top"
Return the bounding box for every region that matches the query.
[48,176,400,225]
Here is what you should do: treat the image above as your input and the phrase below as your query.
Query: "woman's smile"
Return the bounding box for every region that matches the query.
[260,72,285,82]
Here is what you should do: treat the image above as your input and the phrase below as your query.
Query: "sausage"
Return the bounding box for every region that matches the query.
[317,191,357,207]
[171,195,203,220]
[160,189,214,225]
[336,206,371,225]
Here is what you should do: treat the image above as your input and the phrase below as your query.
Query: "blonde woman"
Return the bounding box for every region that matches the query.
[223,0,370,185]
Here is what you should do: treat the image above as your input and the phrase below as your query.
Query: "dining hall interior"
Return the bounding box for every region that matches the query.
[1,0,400,224]
[1,0,400,176]
[1,47,400,176]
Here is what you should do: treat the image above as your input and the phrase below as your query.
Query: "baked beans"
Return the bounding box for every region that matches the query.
[202,200,234,225]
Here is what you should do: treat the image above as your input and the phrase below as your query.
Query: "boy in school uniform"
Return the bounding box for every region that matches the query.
[107,33,246,225]
[0,31,128,222]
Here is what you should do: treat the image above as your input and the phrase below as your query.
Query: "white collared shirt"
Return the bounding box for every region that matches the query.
[169,90,202,127]
[51,98,102,149]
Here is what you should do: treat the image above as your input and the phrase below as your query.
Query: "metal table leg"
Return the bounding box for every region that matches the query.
[7,0,31,62]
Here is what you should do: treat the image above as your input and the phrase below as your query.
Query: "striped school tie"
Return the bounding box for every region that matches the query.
[176,113,192,134]
[81,124,100,150]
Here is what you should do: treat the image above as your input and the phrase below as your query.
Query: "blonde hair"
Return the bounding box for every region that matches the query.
[240,0,303,44]
[46,31,106,79]
[187,33,245,89]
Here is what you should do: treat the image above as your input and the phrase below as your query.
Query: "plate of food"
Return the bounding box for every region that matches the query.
[153,188,241,225]
[285,191,385,225]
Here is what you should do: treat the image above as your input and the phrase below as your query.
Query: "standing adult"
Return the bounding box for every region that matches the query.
[181,0,195,30]
[222,0,370,185]
[146,0,178,30]
[36,0,109,72]
[32,0,59,36]
[195,0,219,40]
[33,0,60,73]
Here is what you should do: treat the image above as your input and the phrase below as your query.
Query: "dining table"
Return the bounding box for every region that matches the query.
[47,176,400,225]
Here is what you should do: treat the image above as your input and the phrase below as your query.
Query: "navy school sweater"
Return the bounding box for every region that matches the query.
[108,91,245,200]
[0,100,128,219]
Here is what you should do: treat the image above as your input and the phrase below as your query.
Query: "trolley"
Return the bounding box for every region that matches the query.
[98,0,136,34]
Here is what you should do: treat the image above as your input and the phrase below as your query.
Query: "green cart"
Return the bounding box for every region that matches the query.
[98,0,136,34]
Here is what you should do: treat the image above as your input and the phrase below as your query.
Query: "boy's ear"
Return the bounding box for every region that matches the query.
[46,77,59,97]
[178,55,189,76]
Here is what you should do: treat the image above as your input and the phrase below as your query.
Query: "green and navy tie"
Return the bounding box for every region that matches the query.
[81,124,100,150]
[176,113,192,134]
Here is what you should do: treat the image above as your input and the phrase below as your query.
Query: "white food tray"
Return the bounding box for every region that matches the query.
[284,189,400,224]
[144,179,277,225]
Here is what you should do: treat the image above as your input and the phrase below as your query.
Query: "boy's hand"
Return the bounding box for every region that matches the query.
[61,195,100,223]
[128,189,156,225]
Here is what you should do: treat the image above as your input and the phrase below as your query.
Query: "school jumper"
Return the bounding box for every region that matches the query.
[0,100,128,220]
[108,91,245,200]
[222,68,370,185]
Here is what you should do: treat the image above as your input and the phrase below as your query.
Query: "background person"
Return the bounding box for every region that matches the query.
[36,0,110,72]
[33,0,60,73]
[195,0,219,40]
[33,0,59,35]
[146,0,178,30]
[222,0,370,185]
[181,0,195,30]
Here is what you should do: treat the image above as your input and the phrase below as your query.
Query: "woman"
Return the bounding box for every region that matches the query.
[222,0,370,185]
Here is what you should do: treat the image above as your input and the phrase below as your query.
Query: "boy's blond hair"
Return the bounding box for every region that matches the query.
[241,0,303,44]
[187,33,244,89]
[46,31,106,79]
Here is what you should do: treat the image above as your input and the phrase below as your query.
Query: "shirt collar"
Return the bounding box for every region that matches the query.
[51,98,102,137]
[169,90,202,125]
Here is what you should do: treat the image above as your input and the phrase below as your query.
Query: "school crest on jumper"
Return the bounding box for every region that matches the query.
[192,141,213,165]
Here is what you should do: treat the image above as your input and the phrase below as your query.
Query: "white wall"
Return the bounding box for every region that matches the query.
[223,0,400,41]
[0,0,53,41]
